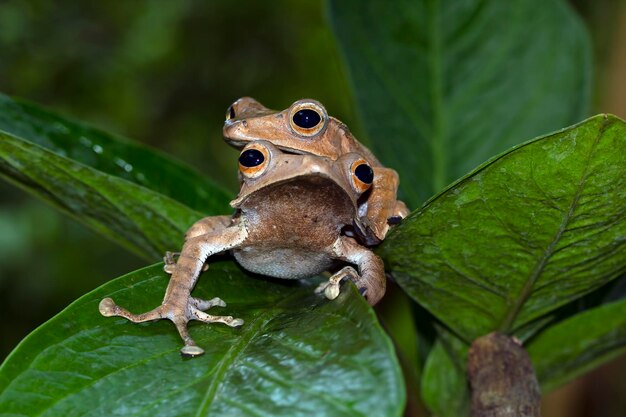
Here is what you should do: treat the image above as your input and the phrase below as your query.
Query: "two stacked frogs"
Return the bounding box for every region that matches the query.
[99,98,408,356]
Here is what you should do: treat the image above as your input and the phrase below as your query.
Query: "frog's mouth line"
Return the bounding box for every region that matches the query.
[224,137,312,156]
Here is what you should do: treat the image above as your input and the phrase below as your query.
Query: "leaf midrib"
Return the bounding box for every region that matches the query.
[498,117,609,332]
[195,311,271,416]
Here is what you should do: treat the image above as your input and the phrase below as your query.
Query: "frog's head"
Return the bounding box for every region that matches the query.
[223,98,363,161]
[229,140,374,214]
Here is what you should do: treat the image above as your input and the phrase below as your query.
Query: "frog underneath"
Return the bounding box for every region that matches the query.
[100,141,386,357]
[223,97,409,244]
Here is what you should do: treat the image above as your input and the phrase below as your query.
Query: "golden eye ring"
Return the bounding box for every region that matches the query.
[350,159,374,194]
[239,143,270,178]
[225,104,236,121]
[288,100,327,137]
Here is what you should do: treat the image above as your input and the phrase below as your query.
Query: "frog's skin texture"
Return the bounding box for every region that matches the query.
[100,141,385,357]
[223,97,409,244]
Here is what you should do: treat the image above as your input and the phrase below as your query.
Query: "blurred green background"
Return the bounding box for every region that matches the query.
[0,0,357,357]
[0,1,624,416]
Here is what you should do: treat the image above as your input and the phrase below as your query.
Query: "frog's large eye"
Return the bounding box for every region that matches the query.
[225,104,236,120]
[350,159,374,193]
[239,143,270,178]
[289,101,327,137]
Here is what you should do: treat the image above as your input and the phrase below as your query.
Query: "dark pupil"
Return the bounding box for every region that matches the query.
[292,109,321,129]
[354,163,374,184]
[239,149,264,167]
[228,105,236,119]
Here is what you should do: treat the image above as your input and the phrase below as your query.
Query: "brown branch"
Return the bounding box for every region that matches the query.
[468,332,541,417]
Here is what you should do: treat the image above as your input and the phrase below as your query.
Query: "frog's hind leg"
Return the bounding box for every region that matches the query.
[163,215,232,274]
[100,223,248,357]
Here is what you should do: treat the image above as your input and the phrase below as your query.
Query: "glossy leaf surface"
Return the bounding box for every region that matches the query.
[0,93,231,213]
[421,341,469,417]
[0,133,204,258]
[529,296,626,392]
[0,264,404,417]
[328,0,591,206]
[379,115,626,341]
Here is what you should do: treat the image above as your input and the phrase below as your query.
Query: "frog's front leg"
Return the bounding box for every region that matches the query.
[99,222,248,357]
[317,236,386,305]
[364,167,409,243]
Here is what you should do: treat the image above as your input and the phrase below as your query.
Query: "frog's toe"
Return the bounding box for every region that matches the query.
[98,297,166,323]
[99,298,117,316]
[181,345,205,358]
[162,251,179,274]
[316,266,359,301]
[191,308,244,327]
[325,283,341,300]
[191,296,226,310]
[315,280,341,300]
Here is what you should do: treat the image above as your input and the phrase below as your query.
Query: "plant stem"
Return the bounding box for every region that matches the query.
[467,332,541,417]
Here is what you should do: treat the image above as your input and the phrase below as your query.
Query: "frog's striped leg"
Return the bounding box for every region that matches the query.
[100,221,248,357]
[163,215,232,274]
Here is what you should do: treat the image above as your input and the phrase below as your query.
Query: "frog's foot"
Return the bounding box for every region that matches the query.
[314,266,359,300]
[98,297,243,358]
[163,251,179,274]
[163,252,208,274]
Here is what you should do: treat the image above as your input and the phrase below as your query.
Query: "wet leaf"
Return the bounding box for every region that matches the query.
[379,115,626,341]
[328,0,591,206]
[0,133,204,259]
[0,93,231,213]
[421,341,469,417]
[528,296,626,392]
[0,264,404,417]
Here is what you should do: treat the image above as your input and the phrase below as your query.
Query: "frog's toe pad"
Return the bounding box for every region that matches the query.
[99,298,117,316]
[324,284,341,300]
[314,281,341,300]
[181,345,205,357]
[230,318,245,327]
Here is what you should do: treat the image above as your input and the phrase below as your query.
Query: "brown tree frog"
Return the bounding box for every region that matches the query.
[223,97,409,244]
[100,141,386,357]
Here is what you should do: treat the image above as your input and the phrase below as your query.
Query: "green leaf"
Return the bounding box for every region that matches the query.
[0,93,231,213]
[528,296,626,392]
[379,115,626,341]
[421,341,469,417]
[0,264,404,417]
[328,0,591,206]
[0,133,204,259]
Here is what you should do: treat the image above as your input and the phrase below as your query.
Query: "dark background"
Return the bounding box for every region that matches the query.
[0,1,624,416]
